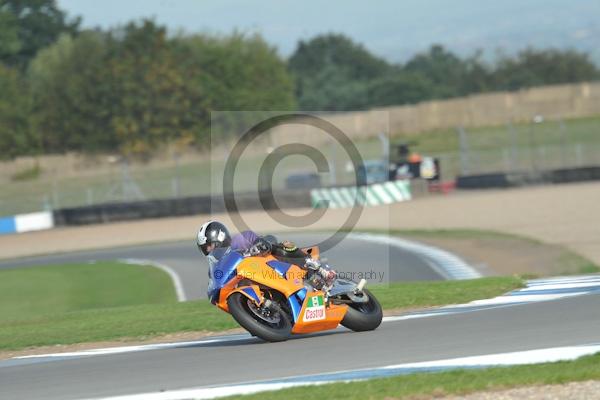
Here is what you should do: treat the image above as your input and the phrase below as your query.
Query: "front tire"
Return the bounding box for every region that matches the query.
[227,292,292,342]
[340,289,383,332]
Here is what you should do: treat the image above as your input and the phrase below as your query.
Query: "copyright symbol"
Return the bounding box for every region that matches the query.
[214,270,223,279]
[216,112,367,252]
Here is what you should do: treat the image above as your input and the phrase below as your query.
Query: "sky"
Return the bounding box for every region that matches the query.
[57,0,600,63]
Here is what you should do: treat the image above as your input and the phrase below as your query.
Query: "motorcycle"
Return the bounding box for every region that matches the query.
[206,243,383,342]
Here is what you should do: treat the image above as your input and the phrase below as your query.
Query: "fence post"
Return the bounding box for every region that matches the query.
[52,179,60,209]
[171,178,180,198]
[86,188,94,206]
[507,122,519,171]
[575,143,584,167]
[42,195,51,211]
[173,153,181,198]
[457,126,470,175]
[559,119,568,169]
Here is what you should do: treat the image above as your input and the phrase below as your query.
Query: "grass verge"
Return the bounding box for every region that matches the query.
[0,261,177,322]
[0,274,522,351]
[223,353,600,400]
[387,228,600,276]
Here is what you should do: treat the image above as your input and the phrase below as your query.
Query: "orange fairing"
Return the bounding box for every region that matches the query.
[292,291,347,334]
[216,255,306,311]
[216,253,347,334]
[237,255,306,296]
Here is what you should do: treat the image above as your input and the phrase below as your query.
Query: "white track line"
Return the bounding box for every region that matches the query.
[10,274,600,362]
[13,336,246,360]
[119,258,187,302]
[348,233,482,280]
[87,343,600,400]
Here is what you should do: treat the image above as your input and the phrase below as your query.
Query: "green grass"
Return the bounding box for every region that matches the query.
[0,261,177,322]
[224,353,600,400]
[0,272,521,351]
[557,252,600,275]
[386,228,600,275]
[390,228,543,243]
[401,115,600,154]
[10,163,42,182]
[373,277,522,310]
[0,300,238,350]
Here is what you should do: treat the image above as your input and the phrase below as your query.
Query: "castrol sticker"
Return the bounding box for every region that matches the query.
[303,295,326,322]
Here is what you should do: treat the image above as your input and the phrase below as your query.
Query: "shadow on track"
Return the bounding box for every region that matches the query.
[179,328,351,349]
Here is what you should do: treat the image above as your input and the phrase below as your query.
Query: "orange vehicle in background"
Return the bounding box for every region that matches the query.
[207,244,382,342]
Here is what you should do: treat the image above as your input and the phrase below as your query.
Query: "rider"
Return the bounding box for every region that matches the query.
[196,220,336,284]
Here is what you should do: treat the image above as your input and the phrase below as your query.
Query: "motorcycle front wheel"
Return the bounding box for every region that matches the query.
[227,292,292,342]
[340,289,383,332]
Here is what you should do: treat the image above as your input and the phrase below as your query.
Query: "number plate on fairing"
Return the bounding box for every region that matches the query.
[303,294,326,321]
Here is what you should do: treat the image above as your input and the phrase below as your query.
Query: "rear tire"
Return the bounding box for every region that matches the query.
[340,289,383,332]
[227,292,292,342]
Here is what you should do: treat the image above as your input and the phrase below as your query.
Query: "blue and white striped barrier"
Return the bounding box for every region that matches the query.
[0,211,54,235]
[311,180,411,209]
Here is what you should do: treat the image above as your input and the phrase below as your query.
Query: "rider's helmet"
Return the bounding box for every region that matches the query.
[196,220,231,255]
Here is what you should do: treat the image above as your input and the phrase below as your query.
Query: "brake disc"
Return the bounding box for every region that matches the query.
[247,300,282,323]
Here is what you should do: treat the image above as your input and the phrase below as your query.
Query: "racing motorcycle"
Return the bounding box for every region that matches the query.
[206,242,382,342]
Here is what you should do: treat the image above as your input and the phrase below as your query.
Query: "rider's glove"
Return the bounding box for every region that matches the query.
[305,257,321,271]
[247,238,272,256]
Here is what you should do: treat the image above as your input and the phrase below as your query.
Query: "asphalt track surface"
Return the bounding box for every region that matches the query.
[2,234,598,399]
[1,292,599,400]
[0,232,443,300]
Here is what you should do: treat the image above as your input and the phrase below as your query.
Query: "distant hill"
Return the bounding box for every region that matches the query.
[370,0,600,64]
[61,0,600,65]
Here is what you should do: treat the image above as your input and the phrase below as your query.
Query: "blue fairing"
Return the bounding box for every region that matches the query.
[288,288,308,322]
[288,295,302,322]
[266,260,292,277]
[207,249,243,304]
[241,287,261,303]
[296,287,307,301]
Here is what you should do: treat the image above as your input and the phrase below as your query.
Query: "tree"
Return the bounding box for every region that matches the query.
[177,32,296,112]
[173,32,296,143]
[0,7,21,61]
[29,21,296,155]
[366,71,435,107]
[293,62,371,110]
[29,32,115,153]
[0,65,32,158]
[492,48,600,91]
[289,33,391,110]
[105,20,195,155]
[289,33,390,80]
[404,44,469,98]
[0,0,80,68]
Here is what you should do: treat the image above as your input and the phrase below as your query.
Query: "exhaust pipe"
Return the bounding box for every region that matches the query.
[355,279,367,292]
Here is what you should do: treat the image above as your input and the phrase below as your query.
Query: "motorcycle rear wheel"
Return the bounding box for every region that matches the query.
[227,292,292,342]
[340,289,383,332]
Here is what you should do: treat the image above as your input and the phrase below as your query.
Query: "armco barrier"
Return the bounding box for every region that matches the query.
[52,189,312,226]
[311,180,411,208]
[456,171,550,189]
[457,166,600,189]
[0,211,54,235]
[456,173,513,189]
[550,166,600,184]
